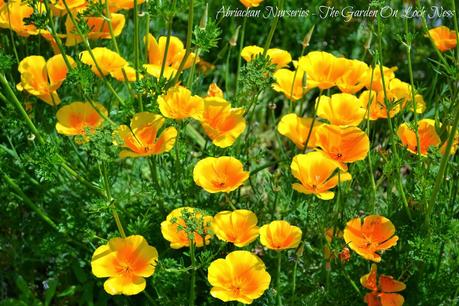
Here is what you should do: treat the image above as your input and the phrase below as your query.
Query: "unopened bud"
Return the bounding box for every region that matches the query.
[229,25,241,47]
[364,32,373,50]
[302,25,315,48]
[199,3,208,30]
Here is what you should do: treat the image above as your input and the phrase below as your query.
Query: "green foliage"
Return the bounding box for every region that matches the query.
[193,20,221,54]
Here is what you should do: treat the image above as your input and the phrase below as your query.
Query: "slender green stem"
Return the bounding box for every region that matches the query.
[189,239,197,306]
[291,256,298,304]
[365,64,377,212]
[102,162,126,238]
[303,89,323,153]
[172,0,194,84]
[235,15,247,97]
[263,0,283,55]
[452,0,459,64]
[6,4,19,63]
[276,251,283,306]
[160,0,176,80]
[133,0,143,111]
[376,14,412,220]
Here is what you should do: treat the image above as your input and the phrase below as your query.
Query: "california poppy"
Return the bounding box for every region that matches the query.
[272,68,308,101]
[114,112,177,158]
[277,113,322,149]
[240,0,264,8]
[212,210,259,247]
[65,14,125,46]
[336,59,368,94]
[207,82,224,98]
[55,101,107,138]
[343,215,399,262]
[241,45,292,69]
[208,250,271,304]
[316,93,366,126]
[91,235,158,295]
[363,66,396,92]
[259,220,302,250]
[158,85,204,120]
[80,47,128,78]
[428,26,457,52]
[160,207,213,249]
[361,264,406,306]
[105,0,146,12]
[359,90,400,120]
[397,119,440,156]
[193,156,249,193]
[0,0,39,36]
[291,151,351,200]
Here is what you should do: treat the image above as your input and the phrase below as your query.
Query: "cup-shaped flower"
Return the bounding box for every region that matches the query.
[193,156,249,193]
[397,119,440,156]
[316,93,366,126]
[207,250,271,304]
[361,264,406,306]
[277,113,322,149]
[343,215,399,262]
[17,54,75,106]
[359,90,400,120]
[56,102,107,137]
[241,45,292,69]
[259,220,302,250]
[240,0,264,8]
[114,112,177,158]
[65,14,125,46]
[428,26,457,52]
[363,66,396,92]
[91,235,158,296]
[291,151,351,200]
[314,125,370,169]
[336,59,368,94]
[160,207,213,249]
[297,51,347,90]
[272,68,308,101]
[80,47,128,77]
[158,85,204,120]
[0,1,38,36]
[144,34,198,78]
[212,210,259,247]
[200,97,246,148]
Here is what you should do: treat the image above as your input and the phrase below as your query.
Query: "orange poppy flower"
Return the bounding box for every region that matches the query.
[212,210,259,247]
[291,151,351,200]
[55,102,107,137]
[241,45,292,69]
[316,93,366,126]
[51,0,87,12]
[359,90,400,120]
[386,78,426,114]
[397,119,441,156]
[440,126,459,155]
[336,59,368,94]
[314,125,370,169]
[240,0,264,8]
[361,264,406,306]
[277,113,323,149]
[207,82,224,98]
[193,156,249,193]
[272,68,308,101]
[110,65,139,82]
[65,14,125,46]
[0,0,39,36]
[428,26,457,52]
[91,235,158,295]
[363,66,396,92]
[80,47,128,78]
[160,207,213,249]
[343,215,399,262]
[158,85,204,120]
[114,112,177,158]
[105,0,145,12]
[144,34,199,79]
[208,250,271,304]
[259,220,302,250]
[200,97,246,148]
[16,54,75,106]
[297,51,347,90]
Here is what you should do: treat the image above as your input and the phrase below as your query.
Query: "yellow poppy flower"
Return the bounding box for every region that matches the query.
[363,66,396,92]
[158,85,204,120]
[277,113,322,149]
[343,215,399,262]
[144,34,199,79]
[160,207,213,249]
[55,101,107,137]
[428,26,457,52]
[193,156,249,193]
[272,68,308,101]
[212,210,259,247]
[241,45,292,69]
[208,250,271,304]
[291,151,351,200]
[114,112,177,158]
[314,125,369,168]
[207,82,224,98]
[110,65,139,82]
[200,97,246,148]
[297,51,347,90]
[0,0,39,36]
[51,0,87,12]
[397,119,440,156]
[16,54,75,106]
[359,90,401,120]
[259,220,302,250]
[65,13,125,46]
[387,78,426,114]
[240,0,264,8]
[316,93,366,126]
[105,0,145,12]
[91,235,158,296]
[80,47,128,77]
[440,126,459,155]
[336,59,368,94]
